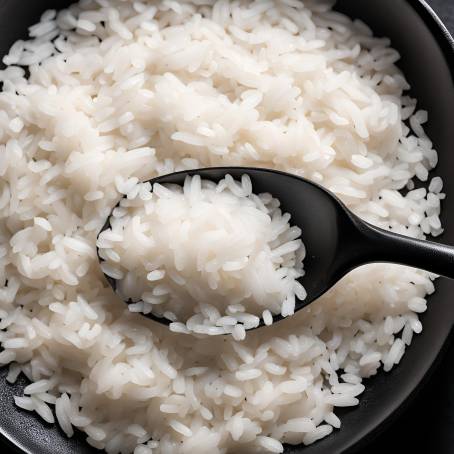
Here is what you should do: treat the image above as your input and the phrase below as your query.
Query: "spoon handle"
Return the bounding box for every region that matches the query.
[358,222,454,279]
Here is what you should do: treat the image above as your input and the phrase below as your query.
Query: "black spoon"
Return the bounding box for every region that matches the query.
[97,167,454,330]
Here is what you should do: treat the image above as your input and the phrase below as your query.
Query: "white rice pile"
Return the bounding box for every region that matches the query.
[0,0,445,453]
[97,174,306,338]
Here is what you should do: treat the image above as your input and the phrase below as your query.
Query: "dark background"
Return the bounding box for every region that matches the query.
[364,1,454,453]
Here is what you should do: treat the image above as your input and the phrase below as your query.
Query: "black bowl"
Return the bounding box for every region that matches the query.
[0,1,453,453]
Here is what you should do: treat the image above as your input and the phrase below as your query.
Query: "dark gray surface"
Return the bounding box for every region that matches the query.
[367,1,454,453]
[430,0,454,25]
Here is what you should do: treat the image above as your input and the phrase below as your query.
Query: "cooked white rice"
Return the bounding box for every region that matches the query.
[0,0,444,453]
[97,174,306,335]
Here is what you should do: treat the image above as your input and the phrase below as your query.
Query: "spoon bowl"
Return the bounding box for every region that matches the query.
[98,167,454,330]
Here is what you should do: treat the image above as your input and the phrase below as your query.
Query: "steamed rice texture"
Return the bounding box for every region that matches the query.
[97,173,306,338]
[0,0,445,453]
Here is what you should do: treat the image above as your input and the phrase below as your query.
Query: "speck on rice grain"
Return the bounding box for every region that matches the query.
[0,0,444,453]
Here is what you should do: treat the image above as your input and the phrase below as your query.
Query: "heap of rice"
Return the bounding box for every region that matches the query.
[0,0,444,453]
[97,174,306,339]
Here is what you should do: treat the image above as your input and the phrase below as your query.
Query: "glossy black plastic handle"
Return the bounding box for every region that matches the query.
[358,222,454,279]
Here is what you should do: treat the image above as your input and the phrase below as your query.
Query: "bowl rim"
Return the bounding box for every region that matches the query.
[336,2,454,452]
[0,1,452,454]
